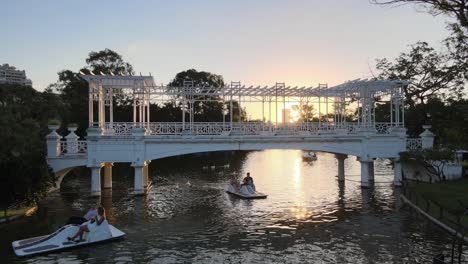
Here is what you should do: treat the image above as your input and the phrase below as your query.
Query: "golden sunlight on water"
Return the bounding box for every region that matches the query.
[1,150,458,263]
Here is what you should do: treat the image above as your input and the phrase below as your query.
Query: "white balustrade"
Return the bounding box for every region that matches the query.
[406,138,422,150]
[92,122,401,136]
[60,140,88,155]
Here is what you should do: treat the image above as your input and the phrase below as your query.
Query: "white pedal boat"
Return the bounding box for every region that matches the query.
[302,152,317,161]
[226,185,267,199]
[12,224,125,257]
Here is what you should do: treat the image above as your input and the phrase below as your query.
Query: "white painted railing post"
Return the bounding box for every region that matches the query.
[420,125,434,149]
[66,126,79,154]
[46,125,61,157]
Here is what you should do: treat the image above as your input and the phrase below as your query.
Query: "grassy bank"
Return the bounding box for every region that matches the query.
[406,178,468,233]
[0,206,37,221]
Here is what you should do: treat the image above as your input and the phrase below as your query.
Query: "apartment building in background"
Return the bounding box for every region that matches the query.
[0,64,33,86]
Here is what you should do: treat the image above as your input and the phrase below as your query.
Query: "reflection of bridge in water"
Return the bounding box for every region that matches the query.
[46,74,426,196]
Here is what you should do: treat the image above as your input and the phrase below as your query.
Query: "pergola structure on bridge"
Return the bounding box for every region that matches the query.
[80,74,408,134]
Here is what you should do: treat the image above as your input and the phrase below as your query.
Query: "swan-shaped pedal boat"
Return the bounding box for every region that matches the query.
[226,184,267,199]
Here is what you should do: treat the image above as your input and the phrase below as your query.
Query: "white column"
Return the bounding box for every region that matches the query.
[335,154,347,181]
[89,82,94,127]
[360,160,370,188]
[368,161,375,182]
[91,166,102,196]
[103,162,113,189]
[133,165,144,195]
[393,158,402,186]
[99,81,105,128]
[109,88,113,127]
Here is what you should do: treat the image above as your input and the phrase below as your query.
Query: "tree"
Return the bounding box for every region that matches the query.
[85,49,134,75]
[371,0,468,29]
[291,104,315,122]
[376,41,466,107]
[167,69,246,122]
[401,148,455,181]
[49,49,135,135]
[0,84,57,206]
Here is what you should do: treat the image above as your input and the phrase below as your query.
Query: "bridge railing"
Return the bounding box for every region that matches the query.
[406,138,423,150]
[95,122,403,136]
[59,140,88,155]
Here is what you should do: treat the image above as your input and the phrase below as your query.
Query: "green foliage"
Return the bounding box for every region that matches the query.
[167,69,246,122]
[371,1,468,30]
[401,148,455,181]
[401,148,454,162]
[0,84,57,206]
[168,69,224,87]
[85,48,134,75]
[47,119,60,126]
[49,49,136,136]
[376,41,465,106]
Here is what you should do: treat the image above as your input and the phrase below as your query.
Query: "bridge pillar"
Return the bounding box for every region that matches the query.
[335,154,347,181]
[103,162,113,189]
[368,161,375,182]
[90,165,103,196]
[143,161,150,187]
[133,164,145,195]
[360,159,371,188]
[393,158,402,186]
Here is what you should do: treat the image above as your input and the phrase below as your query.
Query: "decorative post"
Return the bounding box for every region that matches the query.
[420,125,435,149]
[46,124,61,158]
[65,125,79,154]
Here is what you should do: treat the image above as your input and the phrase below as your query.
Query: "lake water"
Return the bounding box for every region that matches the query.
[0,150,461,263]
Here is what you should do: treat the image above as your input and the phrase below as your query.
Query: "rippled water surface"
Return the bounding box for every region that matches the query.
[0,150,461,263]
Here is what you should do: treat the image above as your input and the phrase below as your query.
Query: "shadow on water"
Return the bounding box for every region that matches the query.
[0,150,465,263]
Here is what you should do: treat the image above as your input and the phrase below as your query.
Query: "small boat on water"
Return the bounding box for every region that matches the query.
[12,224,125,257]
[302,151,318,161]
[226,184,268,199]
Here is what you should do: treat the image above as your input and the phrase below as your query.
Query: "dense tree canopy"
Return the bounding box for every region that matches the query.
[167,69,245,122]
[85,48,134,75]
[0,84,59,206]
[48,49,135,135]
[376,41,466,106]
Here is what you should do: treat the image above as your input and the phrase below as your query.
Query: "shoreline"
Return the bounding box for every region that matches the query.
[0,206,38,224]
[400,194,468,243]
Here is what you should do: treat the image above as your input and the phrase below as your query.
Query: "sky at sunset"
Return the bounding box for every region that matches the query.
[2,0,452,91]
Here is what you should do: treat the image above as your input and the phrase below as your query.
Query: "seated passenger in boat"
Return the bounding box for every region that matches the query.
[66,206,98,225]
[229,175,240,191]
[243,172,256,192]
[67,207,111,242]
[240,177,256,195]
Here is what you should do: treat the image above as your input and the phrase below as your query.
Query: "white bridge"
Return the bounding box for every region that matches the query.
[46,74,432,196]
